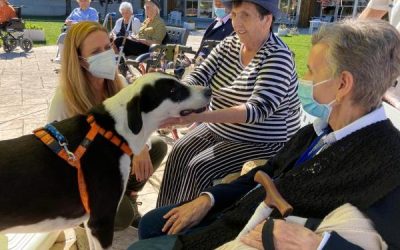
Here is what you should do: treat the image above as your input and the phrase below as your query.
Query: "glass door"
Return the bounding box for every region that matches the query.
[186,0,198,17]
[198,0,213,18]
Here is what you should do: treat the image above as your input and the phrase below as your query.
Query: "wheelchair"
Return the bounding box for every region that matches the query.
[0,6,33,53]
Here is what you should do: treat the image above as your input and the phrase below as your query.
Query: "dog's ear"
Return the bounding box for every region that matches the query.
[127,96,143,135]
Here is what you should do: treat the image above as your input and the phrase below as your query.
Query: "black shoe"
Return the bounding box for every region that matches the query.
[128,195,142,228]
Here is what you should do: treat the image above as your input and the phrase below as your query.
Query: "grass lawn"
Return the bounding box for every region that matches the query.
[280,35,312,78]
[21,18,312,77]
[25,19,64,46]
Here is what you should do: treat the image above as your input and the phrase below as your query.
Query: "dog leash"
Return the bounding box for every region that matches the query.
[33,115,133,213]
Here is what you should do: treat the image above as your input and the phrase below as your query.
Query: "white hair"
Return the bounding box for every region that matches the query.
[119,1,133,14]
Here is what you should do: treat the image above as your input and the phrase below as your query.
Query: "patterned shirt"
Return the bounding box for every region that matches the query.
[137,14,166,44]
[184,33,300,143]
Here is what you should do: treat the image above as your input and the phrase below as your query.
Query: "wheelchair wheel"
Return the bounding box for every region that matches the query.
[3,38,17,53]
[20,38,33,52]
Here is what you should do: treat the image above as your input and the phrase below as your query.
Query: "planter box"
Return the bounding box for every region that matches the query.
[277,28,288,36]
[183,22,195,30]
[23,29,45,42]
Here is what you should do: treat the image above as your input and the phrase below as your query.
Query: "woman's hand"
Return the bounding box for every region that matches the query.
[159,114,196,128]
[240,220,322,250]
[132,145,153,182]
[162,195,212,235]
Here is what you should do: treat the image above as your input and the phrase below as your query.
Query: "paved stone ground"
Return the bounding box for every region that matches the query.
[0,30,204,249]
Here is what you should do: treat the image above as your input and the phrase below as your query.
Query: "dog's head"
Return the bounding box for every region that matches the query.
[104,72,211,153]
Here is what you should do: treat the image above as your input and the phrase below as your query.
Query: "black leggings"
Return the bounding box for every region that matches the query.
[114,37,150,57]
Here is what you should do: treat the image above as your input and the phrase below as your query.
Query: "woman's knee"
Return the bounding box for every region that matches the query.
[138,205,176,239]
[149,136,168,170]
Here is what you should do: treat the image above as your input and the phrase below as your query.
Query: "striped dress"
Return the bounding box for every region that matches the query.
[157,32,300,207]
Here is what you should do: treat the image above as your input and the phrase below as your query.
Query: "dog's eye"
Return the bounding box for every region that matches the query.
[170,88,176,94]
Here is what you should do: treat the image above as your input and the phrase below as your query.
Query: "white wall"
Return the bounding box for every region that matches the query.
[9,0,141,18]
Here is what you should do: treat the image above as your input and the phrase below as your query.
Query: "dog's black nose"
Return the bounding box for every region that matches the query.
[204,88,212,98]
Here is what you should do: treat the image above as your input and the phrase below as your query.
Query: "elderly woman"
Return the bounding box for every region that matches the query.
[54,0,99,63]
[156,0,300,207]
[129,19,400,249]
[111,2,141,40]
[114,0,166,57]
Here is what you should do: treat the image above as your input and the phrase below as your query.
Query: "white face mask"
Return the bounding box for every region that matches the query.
[83,49,117,80]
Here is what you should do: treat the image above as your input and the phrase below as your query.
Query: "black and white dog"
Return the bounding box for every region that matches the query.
[0,72,211,249]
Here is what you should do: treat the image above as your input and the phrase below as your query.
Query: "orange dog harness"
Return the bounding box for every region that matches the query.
[34,115,133,213]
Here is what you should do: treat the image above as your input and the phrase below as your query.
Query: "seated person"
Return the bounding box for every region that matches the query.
[54,0,99,62]
[0,0,16,29]
[156,0,300,207]
[114,0,166,57]
[111,2,141,40]
[48,21,167,228]
[129,18,400,249]
[194,0,234,61]
[183,0,234,134]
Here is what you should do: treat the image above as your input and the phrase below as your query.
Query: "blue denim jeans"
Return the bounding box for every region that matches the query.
[130,204,220,249]
[138,204,178,239]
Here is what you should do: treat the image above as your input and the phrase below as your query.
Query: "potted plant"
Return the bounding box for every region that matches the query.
[24,24,46,42]
[277,24,288,36]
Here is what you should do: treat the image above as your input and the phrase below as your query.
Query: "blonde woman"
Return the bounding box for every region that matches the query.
[49,21,167,229]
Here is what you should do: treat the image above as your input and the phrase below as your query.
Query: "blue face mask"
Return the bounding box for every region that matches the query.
[298,79,336,122]
[214,8,226,18]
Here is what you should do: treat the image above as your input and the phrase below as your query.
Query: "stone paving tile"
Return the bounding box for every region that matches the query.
[22,88,56,105]
[0,89,22,107]
[0,104,48,124]
[0,119,23,130]
[0,128,23,140]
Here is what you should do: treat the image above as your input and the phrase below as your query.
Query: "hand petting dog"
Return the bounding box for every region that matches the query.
[159,113,197,129]
[132,145,153,182]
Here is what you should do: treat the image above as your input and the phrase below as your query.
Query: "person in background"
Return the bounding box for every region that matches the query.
[0,0,16,29]
[53,0,99,63]
[359,0,400,109]
[48,21,167,229]
[129,19,400,250]
[114,0,166,57]
[182,0,235,135]
[111,1,141,41]
[194,0,234,60]
[156,0,300,208]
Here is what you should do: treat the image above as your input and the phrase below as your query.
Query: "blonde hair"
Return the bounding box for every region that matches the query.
[61,21,124,116]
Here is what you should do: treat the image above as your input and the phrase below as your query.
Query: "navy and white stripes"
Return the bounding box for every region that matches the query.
[156,125,285,207]
[185,33,300,143]
[156,33,301,207]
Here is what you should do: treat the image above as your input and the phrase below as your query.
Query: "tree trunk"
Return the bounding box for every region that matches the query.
[298,0,320,27]
[66,0,72,17]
